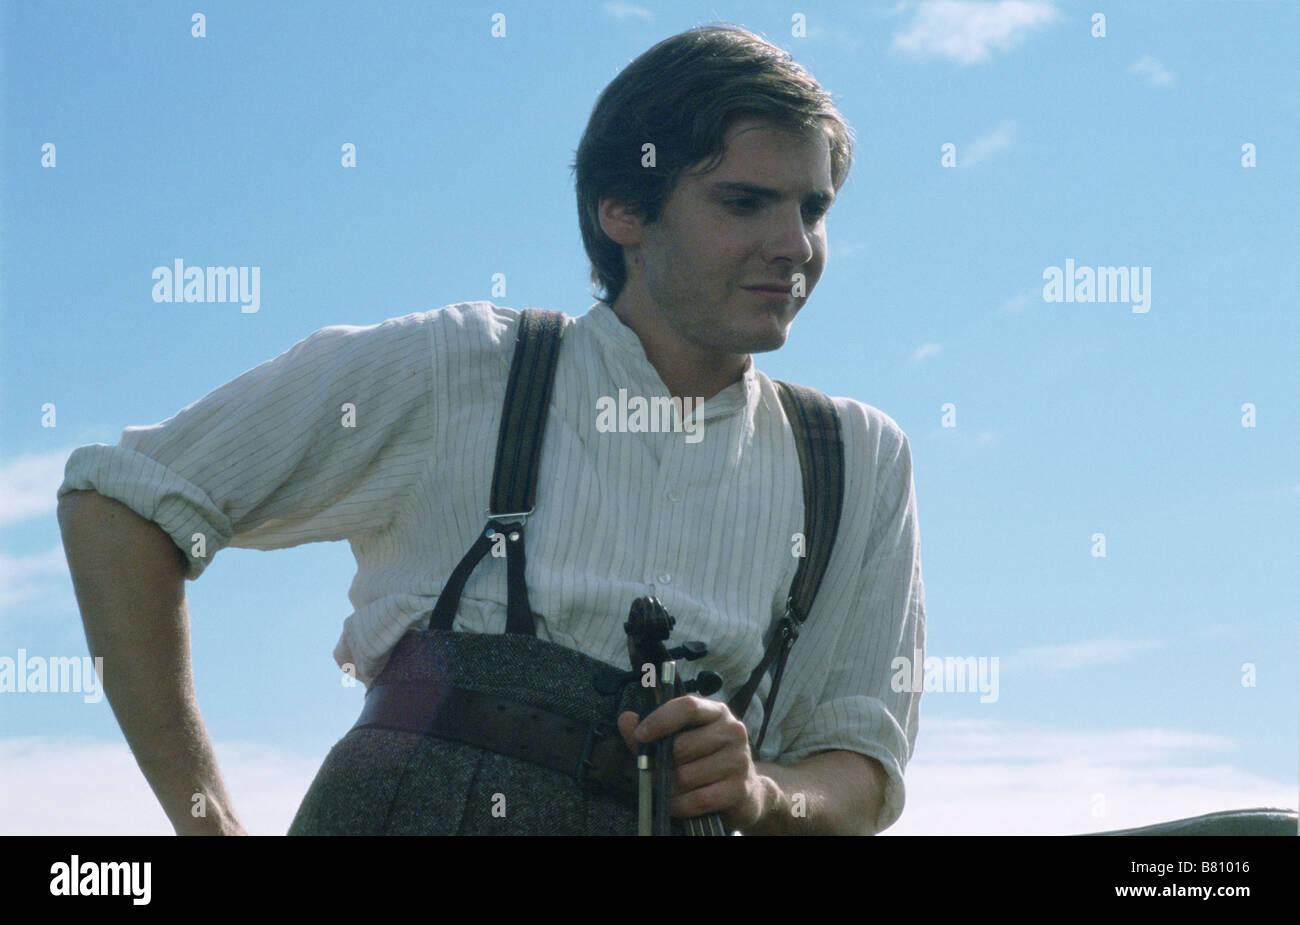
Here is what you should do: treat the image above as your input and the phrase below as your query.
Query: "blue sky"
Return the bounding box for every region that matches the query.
[2,0,1296,834]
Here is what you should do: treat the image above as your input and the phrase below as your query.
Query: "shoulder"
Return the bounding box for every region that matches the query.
[830,395,913,472]
[763,378,917,534]
[313,301,529,371]
[420,300,521,340]
[417,301,573,358]
[763,375,912,470]
[337,300,526,339]
[828,397,919,541]
[350,301,515,350]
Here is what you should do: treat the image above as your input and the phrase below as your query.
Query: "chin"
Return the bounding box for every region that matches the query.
[749,332,789,354]
[757,304,801,349]
[739,321,791,354]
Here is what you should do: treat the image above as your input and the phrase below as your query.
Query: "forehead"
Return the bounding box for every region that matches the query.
[685,117,833,188]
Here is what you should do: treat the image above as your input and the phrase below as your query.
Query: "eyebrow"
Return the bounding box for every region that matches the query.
[708,180,835,211]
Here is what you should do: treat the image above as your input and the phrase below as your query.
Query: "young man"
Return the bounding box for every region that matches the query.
[57,24,925,835]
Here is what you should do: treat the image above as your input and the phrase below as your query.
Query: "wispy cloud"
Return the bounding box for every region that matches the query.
[832,241,869,259]
[1129,53,1175,87]
[929,424,997,447]
[888,717,1296,834]
[961,121,1015,166]
[3,727,1291,836]
[0,450,75,529]
[803,19,867,54]
[0,737,323,835]
[1003,637,1164,672]
[997,289,1036,312]
[893,0,1061,65]
[601,1,652,23]
[911,343,943,362]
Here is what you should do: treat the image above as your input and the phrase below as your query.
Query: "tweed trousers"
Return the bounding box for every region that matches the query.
[288,627,649,835]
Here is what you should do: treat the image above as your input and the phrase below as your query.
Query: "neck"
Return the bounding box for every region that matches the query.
[607,296,748,403]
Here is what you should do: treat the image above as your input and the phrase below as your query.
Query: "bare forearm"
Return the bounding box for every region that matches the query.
[744,750,887,835]
[57,490,243,835]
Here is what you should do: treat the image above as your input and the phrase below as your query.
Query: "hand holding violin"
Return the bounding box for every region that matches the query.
[616,696,778,832]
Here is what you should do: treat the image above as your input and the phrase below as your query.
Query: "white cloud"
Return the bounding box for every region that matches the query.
[886,717,1296,834]
[894,0,1061,65]
[997,289,1035,312]
[1003,637,1164,672]
[803,20,867,54]
[3,727,1292,836]
[0,450,76,529]
[0,737,323,835]
[0,545,70,614]
[911,343,943,362]
[832,241,869,259]
[1129,54,1175,87]
[601,2,652,23]
[961,121,1014,166]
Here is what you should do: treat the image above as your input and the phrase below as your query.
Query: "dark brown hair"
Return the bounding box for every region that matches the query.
[572,24,854,305]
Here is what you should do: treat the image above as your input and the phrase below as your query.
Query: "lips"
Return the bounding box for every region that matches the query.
[741,283,793,293]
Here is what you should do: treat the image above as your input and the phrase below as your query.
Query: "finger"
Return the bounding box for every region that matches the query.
[635,695,727,742]
[670,741,751,795]
[616,710,642,753]
[668,710,751,766]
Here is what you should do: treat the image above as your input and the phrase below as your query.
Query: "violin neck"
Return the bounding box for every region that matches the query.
[686,812,730,836]
[662,660,729,836]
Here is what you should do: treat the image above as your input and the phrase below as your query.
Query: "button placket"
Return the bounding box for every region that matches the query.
[647,423,691,589]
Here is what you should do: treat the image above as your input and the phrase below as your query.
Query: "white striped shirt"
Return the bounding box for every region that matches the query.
[58,301,926,830]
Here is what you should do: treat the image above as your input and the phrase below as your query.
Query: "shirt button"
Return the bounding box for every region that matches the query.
[666,490,682,503]
[656,572,672,584]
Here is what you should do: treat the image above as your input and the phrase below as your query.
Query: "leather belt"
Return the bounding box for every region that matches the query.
[352,681,639,798]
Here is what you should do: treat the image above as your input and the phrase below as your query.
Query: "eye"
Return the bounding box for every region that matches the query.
[803,203,830,222]
[724,198,761,213]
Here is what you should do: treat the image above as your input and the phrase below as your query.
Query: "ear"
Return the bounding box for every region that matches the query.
[598,197,645,248]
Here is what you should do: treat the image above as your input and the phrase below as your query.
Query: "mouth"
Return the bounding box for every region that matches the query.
[741,284,795,299]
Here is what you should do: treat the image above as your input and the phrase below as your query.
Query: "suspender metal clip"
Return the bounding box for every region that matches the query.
[486,507,533,527]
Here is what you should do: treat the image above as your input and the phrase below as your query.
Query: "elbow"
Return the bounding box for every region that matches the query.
[857,755,890,835]
[57,489,95,534]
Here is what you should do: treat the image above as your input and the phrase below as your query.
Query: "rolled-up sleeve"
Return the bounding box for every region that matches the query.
[57,312,437,579]
[776,416,925,832]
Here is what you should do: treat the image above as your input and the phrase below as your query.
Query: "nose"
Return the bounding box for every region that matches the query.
[762,205,816,267]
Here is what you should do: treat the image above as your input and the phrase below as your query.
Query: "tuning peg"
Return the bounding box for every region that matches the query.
[669,641,709,660]
[684,671,723,697]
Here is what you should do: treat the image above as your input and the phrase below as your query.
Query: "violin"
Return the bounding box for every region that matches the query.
[624,596,729,836]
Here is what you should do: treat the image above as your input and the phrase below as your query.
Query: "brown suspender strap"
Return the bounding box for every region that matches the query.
[429,313,846,753]
[489,309,565,518]
[727,380,845,751]
[429,309,565,635]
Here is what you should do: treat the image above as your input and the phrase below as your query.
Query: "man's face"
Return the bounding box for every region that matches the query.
[618,117,835,357]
